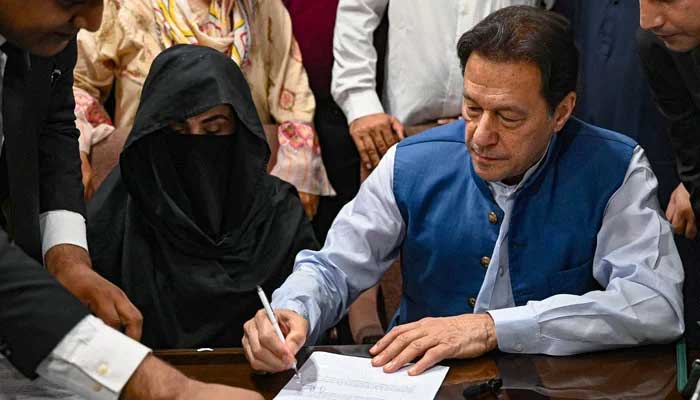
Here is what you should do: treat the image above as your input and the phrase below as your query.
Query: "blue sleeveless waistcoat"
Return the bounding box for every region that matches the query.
[392,118,636,324]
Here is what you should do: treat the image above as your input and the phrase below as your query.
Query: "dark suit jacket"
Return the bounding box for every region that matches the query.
[638,30,700,219]
[0,39,89,377]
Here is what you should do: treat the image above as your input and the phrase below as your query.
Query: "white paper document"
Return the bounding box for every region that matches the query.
[274,351,449,400]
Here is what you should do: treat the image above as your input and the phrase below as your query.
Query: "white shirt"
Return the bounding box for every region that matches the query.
[331,0,541,126]
[0,35,150,399]
[272,141,685,352]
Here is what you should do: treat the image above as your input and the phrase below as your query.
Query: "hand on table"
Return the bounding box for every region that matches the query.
[369,313,497,376]
[298,192,319,220]
[45,244,143,340]
[122,354,264,400]
[349,113,405,171]
[242,308,309,372]
[666,183,697,240]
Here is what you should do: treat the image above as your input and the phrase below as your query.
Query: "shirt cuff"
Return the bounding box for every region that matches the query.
[271,297,321,344]
[36,315,151,400]
[272,297,310,322]
[39,210,88,258]
[488,305,544,354]
[337,89,385,125]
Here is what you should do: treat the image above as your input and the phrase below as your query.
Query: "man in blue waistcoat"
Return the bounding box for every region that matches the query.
[242,5,685,375]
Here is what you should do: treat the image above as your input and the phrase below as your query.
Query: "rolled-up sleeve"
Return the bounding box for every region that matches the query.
[489,146,685,355]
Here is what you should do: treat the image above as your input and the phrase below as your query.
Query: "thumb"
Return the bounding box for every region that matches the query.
[391,117,405,140]
[282,315,308,355]
[666,199,676,221]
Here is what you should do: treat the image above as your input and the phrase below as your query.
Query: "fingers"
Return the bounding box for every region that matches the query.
[279,312,308,355]
[242,329,290,372]
[113,290,143,340]
[362,136,381,169]
[373,329,428,372]
[370,321,416,355]
[374,125,395,155]
[391,117,405,140]
[91,299,122,331]
[242,309,307,373]
[351,133,373,171]
[408,344,451,376]
[666,198,676,223]
[671,216,685,236]
[255,309,292,360]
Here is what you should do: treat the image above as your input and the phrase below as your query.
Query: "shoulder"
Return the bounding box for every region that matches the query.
[398,119,466,149]
[564,117,637,150]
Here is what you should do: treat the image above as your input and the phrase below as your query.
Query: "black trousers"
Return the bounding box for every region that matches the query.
[312,98,361,243]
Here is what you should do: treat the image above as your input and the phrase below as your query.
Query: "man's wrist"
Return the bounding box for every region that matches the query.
[44,243,91,275]
[483,314,498,351]
[339,89,384,125]
[121,355,190,400]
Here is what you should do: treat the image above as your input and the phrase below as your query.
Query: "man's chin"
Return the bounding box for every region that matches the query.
[659,35,700,53]
[472,165,505,183]
[25,38,71,57]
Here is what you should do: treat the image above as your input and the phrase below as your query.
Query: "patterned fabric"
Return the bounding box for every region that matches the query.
[272,121,334,195]
[152,0,250,65]
[73,87,115,154]
[74,0,335,196]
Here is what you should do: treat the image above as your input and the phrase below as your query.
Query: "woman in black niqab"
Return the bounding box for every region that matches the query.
[87,45,319,349]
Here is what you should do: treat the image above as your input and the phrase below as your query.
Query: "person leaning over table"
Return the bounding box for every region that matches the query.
[637,0,700,240]
[242,5,685,376]
[0,1,262,399]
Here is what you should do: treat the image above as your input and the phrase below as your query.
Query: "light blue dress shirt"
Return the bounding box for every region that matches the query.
[271,142,685,354]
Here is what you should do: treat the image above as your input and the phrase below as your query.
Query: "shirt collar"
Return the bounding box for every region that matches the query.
[0,35,6,48]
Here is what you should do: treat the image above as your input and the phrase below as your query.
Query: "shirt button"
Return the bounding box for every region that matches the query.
[515,343,524,352]
[92,383,103,392]
[488,212,498,224]
[480,256,491,268]
[498,267,504,277]
[468,297,477,308]
[97,363,109,376]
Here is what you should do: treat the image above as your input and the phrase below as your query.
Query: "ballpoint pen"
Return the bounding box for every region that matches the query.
[255,285,301,380]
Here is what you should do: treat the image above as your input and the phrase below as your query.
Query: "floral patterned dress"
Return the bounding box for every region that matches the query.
[74,0,334,195]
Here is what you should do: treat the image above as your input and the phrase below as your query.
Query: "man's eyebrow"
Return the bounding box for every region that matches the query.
[463,93,527,115]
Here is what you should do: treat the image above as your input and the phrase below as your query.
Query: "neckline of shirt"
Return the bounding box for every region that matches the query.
[487,137,552,197]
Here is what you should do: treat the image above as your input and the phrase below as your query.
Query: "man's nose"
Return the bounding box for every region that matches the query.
[471,112,499,148]
[639,0,665,32]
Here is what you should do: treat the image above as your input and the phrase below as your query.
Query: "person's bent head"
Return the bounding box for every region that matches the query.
[0,0,102,56]
[170,104,237,136]
[121,44,271,240]
[639,0,700,52]
[456,5,577,185]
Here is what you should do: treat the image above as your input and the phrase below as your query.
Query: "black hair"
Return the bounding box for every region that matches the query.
[457,5,578,114]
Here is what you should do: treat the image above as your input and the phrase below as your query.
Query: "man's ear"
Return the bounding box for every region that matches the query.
[552,92,576,133]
